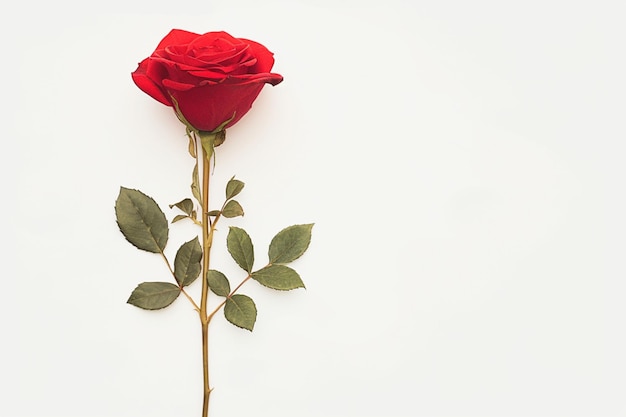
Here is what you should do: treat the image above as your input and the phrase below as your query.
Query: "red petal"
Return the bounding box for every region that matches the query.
[155,29,200,51]
[131,59,172,105]
[162,78,197,91]
[229,72,283,86]
[241,38,276,73]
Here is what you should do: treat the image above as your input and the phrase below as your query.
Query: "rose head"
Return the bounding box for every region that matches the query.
[132,29,283,132]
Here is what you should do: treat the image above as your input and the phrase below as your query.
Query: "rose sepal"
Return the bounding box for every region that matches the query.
[171,95,196,133]
[197,113,236,159]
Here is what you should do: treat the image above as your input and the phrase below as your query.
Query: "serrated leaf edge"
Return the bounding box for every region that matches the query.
[268,223,314,264]
[224,294,257,331]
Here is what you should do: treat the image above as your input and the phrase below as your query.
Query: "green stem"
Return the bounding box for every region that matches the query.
[200,144,212,417]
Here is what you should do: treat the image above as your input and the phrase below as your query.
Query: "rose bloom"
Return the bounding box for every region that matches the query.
[132,29,283,132]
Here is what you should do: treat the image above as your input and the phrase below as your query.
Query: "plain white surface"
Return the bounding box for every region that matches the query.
[3,1,626,416]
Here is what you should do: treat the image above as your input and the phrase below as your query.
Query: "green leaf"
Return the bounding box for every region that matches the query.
[222,200,244,218]
[115,187,169,253]
[226,177,245,200]
[207,269,231,297]
[191,164,201,206]
[227,227,254,273]
[127,282,181,310]
[172,214,189,223]
[207,210,221,217]
[252,264,305,291]
[224,294,257,331]
[169,198,194,216]
[268,224,314,264]
[174,237,203,286]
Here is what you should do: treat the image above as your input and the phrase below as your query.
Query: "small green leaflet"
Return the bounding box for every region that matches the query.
[169,198,194,216]
[252,264,305,291]
[224,294,257,331]
[115,187,169,253]
[169,198,196,223]
[268,224,314,264]
[207,270,231,297]
[225,177,245,200]
[174,237,203,286]
[127,282,181,310]
[227,227,254,273]
[222,200,244,218]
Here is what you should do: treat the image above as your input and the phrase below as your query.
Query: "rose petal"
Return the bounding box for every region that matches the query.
[191,31,240,49]
[171,82,266,131]
[148,57,209,87]
[155,29,200,51]
[241,38,276,73]
[195,44,248,64]
[228,72,283,86]
[131,59,172,105]
[162,78,198,91]
[188,69,229,81]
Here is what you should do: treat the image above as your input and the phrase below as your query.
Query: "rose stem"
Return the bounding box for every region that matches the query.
[200,142,213,417]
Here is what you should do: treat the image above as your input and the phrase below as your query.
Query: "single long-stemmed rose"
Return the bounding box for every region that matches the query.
[131,29,283,131]
[115,29,312,417]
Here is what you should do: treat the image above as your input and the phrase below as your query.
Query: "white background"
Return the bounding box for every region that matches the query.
[3,1,626,416]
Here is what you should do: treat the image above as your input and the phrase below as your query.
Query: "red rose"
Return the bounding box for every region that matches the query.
[131,29,283,132]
